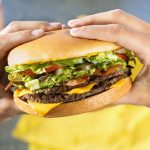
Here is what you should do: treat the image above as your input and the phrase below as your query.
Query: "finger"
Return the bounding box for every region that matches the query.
[70,25,150,65]
[0,21,62,34]
[62,24,70,29]
[0,29,44,58]
[49,22,63,30]
[68,9,150,34]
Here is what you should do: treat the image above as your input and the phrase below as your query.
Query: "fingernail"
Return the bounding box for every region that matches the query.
[32,29,44,36]
[70,28,80,35]
[68,19,79,26]
[49,22,61,27]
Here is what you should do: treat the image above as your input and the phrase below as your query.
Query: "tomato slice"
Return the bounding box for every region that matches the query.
[115,54,128,61]
[94,69,103,76]
[102,65,122,76]
[44,64,61,73]
[66,76,89,86]
[5,82,13,91]
[94,65,122,76]
[22,70,37,76]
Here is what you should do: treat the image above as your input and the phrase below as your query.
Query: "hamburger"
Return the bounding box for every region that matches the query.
[5,29,135,117]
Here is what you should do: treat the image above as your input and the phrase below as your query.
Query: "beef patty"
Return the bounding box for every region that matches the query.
[20,68,130,104]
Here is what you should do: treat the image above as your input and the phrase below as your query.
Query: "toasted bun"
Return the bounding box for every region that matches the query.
[14,77,132,117]
[8,29,121,66]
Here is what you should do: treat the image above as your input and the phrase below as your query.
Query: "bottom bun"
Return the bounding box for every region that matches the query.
[14,77,132,117]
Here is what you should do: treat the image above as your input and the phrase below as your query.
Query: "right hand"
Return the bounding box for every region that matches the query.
[68,9,150,106]
[0,21,63,122]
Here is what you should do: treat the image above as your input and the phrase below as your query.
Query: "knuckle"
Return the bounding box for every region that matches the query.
[8,21,20,28]
[38,21,49,29]
[110,9,124,19]
[21,30,31,37]
[86,14,96,23]
[12,31,30,41]
[80,26,91,33]
[80,26,87,31]
[111,24,126,34]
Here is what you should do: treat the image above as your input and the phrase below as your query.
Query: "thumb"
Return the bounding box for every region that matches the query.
[0,29,44,59]
[70,25,150,65]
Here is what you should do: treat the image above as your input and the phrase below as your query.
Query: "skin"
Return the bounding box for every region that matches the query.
[0,21,63,122]
[68,9,150,107]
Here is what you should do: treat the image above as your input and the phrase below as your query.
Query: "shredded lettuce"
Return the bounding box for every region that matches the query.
[8,73,33,83]
[5,49,134,74]
[6,49,135,91]
[86,51,127,71]
[5,58,85,74]
[8,67,96,90]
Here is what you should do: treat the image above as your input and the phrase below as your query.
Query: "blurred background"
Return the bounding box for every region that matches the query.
[0,0,150,150]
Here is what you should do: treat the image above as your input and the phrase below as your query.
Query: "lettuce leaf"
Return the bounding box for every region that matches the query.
[8,73,33,83]
[5,49,134,74]
[10,67,96,90]
[6,49,136,91]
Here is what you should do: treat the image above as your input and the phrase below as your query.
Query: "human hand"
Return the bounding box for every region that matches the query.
[0,21,62,122]
[68,9,150,107]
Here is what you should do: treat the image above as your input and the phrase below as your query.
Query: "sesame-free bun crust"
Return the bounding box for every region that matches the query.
[8,29,121,66]
[14,77,132,117]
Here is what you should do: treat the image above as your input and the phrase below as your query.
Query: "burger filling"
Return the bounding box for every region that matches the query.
[5,49,135,103]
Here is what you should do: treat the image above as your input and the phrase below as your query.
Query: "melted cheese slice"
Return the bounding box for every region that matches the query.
[14,79,124,116]
[14,89,60,116]
[111,78,126,88]
[65,83,96,94]
[65,78,126,95]
[14,89,31,97]
[87,52,99,57]
[27,100,60,116]
[30,83,96,116]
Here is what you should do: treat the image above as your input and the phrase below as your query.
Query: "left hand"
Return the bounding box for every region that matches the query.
[0,21,62,122]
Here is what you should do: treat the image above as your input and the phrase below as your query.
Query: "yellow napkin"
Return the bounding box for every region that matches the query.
[13,105,150,150]
[13,58,146,150]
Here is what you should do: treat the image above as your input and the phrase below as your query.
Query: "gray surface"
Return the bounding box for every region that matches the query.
[3,0,150,25]
[1,0,150,150]
[0,116,27,150]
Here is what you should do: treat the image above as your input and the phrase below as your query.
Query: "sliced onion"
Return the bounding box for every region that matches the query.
[55,68,64,75]
[115,48,126,54]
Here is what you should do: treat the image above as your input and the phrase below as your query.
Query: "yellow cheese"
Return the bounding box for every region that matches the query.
[13,78,125,116]
[14,89,31,98]
[27,100,60,116]
[86,52,99,57]
[111,78,125,88]
[65,83,96,95]
[14,88,60,116]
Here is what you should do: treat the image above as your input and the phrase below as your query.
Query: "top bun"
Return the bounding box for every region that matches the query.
[8,29,121,66]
